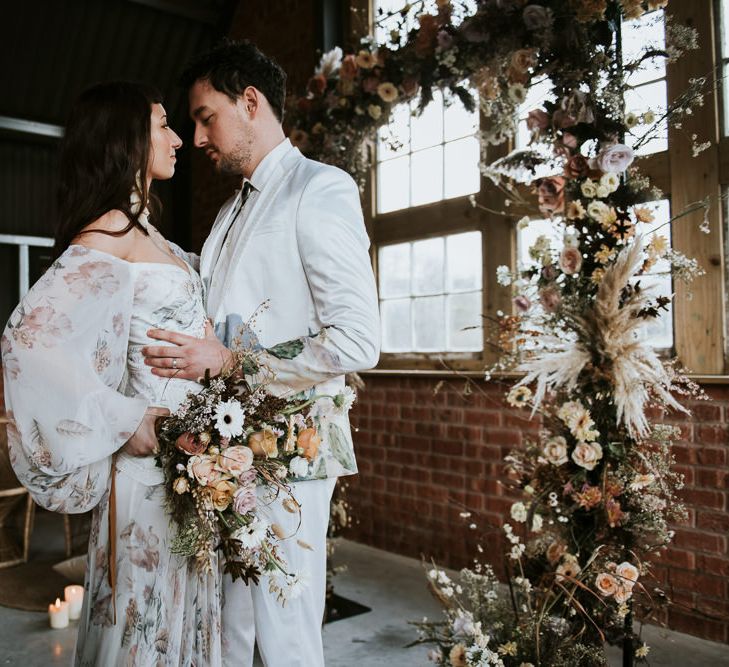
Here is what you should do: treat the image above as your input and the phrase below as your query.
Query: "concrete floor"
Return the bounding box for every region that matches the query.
[1,525,728,666]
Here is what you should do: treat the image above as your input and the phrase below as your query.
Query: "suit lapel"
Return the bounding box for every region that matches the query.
[208,147,304,319]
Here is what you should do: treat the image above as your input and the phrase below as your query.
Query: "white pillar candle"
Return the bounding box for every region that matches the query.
[64,585,84,620]
[48,598,69,629]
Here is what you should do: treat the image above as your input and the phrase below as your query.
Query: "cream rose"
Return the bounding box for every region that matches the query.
[571,441,603,471]
[173,476,189,494]
[218,445,254,477]
[543,435,568,465]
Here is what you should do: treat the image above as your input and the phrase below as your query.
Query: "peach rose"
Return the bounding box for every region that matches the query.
[210,479,237,511]
[339,54,358,80]
[614,585,633,603]
[218,445,254,477]
[173,477,189,494]
[559,247,583,275]
[297,428,321,461]
[248,429,279,458]
[595,572,619,597]
[616,561,639,589]
[175,432,207,456]
[188,455,221,486]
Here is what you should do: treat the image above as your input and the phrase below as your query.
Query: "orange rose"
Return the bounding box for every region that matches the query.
[210,479,237,511]
[248,429,279,458]
[297,428,321,461]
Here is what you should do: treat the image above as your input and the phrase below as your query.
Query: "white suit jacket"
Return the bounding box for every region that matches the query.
[200,140,380,480]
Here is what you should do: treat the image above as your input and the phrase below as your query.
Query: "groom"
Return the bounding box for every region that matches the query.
[142,39,380,666]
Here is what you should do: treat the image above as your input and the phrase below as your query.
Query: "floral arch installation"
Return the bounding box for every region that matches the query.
[289,1,710,665]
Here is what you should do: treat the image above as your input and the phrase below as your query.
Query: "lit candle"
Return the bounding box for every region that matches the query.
[64,585,84,621]
[48,598,69,629]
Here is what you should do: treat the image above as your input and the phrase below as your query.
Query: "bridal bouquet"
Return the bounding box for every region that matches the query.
[155,344,355,601]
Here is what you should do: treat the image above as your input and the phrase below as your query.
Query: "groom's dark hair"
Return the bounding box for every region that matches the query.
[180,39,287,122]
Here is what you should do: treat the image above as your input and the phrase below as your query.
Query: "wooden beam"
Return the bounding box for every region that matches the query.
[666,0,726,373]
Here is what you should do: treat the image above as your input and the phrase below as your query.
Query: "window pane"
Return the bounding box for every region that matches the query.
[378,242,411,298]
[444,136,480,199]
[622,11,666,86]
[517,218,557,267]
[411,146,444,206]
[377,231,484,353]
[378,102,410,160]
[413,295,445,351]
[447,291,483,351]
[377,156,410,213]
[411,92,444,151]
[412,237,444,295]
[447,231,482,291]
[636,274,673,349]
[381,298,412,352]
[624,79,667,155]
[444,91,478,141]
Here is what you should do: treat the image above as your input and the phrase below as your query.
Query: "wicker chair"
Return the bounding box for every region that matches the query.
[0,417,34,568]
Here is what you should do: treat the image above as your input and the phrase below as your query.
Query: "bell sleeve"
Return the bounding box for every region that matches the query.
[1,246,148,513]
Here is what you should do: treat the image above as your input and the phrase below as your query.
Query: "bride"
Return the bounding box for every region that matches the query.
[2,81,224,665]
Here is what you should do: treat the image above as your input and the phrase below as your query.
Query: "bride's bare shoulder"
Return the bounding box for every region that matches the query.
[71,210,137,260]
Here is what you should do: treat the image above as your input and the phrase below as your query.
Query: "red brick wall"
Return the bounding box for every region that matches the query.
[346,374,729,644]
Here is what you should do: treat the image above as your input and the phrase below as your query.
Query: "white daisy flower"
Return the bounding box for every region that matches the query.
[334,386,356,413]
[289,455,310,478]
[232,517,268,550]
[214,399,245,438]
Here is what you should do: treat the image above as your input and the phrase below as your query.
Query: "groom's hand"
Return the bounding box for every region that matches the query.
[142,321,233,380]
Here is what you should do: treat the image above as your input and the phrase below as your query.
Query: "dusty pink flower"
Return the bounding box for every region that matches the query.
[526,109,550,131]
[537,176,565,215]
[559,247,583,275]
[175,432,207,456]
[218,445,254,477]
[339,54,358,80]
[232,483,257,515]
[594,143,635,173]
[539,286,562,312]
[307,74,327,96]
[64,261,121,297]
[513,295,531,313]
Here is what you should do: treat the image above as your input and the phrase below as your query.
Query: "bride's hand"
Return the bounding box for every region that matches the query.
[122,407,170,457]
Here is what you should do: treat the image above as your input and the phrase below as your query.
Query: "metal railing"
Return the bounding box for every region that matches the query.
[0,234,54,300]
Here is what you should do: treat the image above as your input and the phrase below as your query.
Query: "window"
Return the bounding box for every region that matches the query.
[376,90,480,213]
[378,232,483,353]
[621,10,667,156]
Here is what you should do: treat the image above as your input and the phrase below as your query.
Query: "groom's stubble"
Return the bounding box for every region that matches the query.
[216,122,255,176]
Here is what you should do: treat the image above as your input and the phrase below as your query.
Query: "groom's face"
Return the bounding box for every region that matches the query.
[189,79,254,176]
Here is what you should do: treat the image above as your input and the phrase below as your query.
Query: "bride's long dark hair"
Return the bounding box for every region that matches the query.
[54,81,162,257]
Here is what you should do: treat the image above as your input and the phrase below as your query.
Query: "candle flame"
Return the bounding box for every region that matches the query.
[55,598,61,607]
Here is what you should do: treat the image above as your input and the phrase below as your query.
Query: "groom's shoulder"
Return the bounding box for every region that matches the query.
[295,155,357,193]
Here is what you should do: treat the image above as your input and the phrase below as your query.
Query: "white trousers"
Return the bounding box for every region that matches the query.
[222,477,337,667]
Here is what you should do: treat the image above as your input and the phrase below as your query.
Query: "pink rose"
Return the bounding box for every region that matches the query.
[232,483,257,515]
[559,247,583,275]
[218,445,254,477]
[593,143,634,173]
